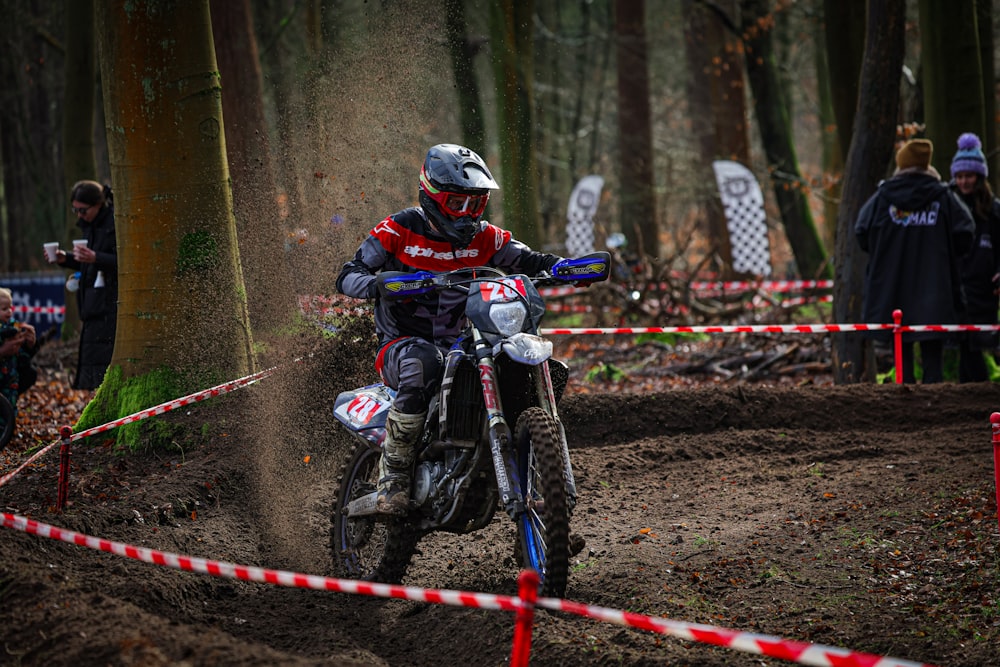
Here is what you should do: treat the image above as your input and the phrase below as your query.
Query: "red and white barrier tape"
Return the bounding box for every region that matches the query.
[0,511,521,606]
[297,294,369,318]
[12,305,66,314]
[689,279,833,292]
[0,363,283,490]
[69,365,279,441]
[538,280,834,299]
[538,285,581,297]
[0,511,937,667]
[540,323,1000,336]
[540,597,935,667]
[544,295,832,315]
[779,295,833,308]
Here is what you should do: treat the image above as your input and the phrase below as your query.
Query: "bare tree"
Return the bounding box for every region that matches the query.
[445,0,486,153]
[975,0,996,186]
[741,0,829,279]
[488,0,542,246]
[0,2,65,271]
[60,0,98,334]
[682,0,750,276]
[211,0,292,331]
[919,0,986,176]
[832,0,906,384]
[614,0,658,259]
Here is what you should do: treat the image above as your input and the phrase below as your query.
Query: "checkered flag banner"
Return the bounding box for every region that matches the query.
[712,160,772,276]
[565,175,604,257]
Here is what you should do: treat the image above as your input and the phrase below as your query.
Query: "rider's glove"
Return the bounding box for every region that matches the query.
[366,280,379,300]
[551,258,593,287]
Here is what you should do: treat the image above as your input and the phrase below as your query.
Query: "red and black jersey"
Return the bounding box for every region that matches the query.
[337,207,561,346]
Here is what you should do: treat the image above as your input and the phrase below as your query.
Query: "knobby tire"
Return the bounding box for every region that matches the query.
[330,444,419,584]
[514,407,571,597]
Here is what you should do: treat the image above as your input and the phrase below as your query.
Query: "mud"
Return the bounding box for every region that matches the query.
[2,333,999,666]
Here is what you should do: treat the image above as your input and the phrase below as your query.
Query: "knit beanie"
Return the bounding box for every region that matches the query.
[895,139,933,171]
[950,132,988,178]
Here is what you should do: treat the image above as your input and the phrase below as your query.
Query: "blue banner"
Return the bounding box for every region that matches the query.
[0,272,66,338]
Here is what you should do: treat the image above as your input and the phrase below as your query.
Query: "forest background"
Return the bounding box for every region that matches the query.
[0,0,998,438]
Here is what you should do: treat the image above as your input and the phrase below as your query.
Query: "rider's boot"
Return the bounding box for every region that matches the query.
[375,407,425,515]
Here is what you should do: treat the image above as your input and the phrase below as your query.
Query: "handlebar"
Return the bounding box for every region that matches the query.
[377,252,612,301]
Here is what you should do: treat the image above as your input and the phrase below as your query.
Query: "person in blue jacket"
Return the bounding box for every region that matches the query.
[337,144,563,514]
[855,139,974,383]
[948,132,1000,382]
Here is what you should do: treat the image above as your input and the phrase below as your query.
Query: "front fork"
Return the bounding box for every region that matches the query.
[471,328,521,517]
[472,328,577,518]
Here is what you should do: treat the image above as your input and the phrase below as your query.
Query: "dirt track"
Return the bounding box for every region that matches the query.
[2,341,1000,666]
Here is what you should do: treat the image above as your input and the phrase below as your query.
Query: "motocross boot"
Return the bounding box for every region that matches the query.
[375,407,425,515]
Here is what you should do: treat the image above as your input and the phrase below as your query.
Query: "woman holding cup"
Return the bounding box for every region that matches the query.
[45,180,118,389]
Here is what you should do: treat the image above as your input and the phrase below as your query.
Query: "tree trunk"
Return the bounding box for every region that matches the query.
[682,0,749,277]
[62,0,97,243]
[0,2,65,271]
[976,0,996,189]
[823,0,865,159]
[61,0,98,335]
[919,0,985,176]
[534,0,571,249]
[741,0,830,279]
[91,0,255,447]
[814,2,841,254]
[488,0,542,247]
[211,0,292,332]
[832,0,906,384]
[708,0,749,165]
[585,1,614,176]
[445,0,486,154]
[256,0,308,237]
[614,0,658,259]
[682,0,731,274]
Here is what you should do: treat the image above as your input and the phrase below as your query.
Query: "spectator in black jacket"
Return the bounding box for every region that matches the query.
[47,180,118,389]
[855,139,975,383]
[949,132,1000,382]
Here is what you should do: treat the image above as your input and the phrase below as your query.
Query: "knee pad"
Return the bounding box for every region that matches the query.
[394,344,444,413]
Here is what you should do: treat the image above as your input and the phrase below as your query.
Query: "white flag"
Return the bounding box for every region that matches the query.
[565,175,604,257]
[712,160,772,276]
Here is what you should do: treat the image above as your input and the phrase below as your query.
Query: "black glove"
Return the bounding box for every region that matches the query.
[366,280,379,300]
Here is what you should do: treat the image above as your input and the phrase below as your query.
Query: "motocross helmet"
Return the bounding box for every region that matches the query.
[418,143,499,248]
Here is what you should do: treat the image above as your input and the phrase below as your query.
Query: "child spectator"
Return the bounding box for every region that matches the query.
[0,287,38,440]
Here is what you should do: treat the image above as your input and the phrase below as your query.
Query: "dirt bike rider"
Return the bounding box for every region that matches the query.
[337,143,564,515]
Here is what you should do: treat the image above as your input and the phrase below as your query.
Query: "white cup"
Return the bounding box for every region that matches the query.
[72,239,87,250]
[43,242,59,262]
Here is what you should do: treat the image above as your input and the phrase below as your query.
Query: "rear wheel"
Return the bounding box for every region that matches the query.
[513,407,571,597]
[330,444,419,583]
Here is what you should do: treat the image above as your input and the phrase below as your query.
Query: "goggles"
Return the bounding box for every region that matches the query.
[420,168,489,219]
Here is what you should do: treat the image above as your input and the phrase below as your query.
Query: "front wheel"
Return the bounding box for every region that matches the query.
[330,443,419,584]
[513,407,571,597]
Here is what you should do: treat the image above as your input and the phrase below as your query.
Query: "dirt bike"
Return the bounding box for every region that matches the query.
[330,252,611,597]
